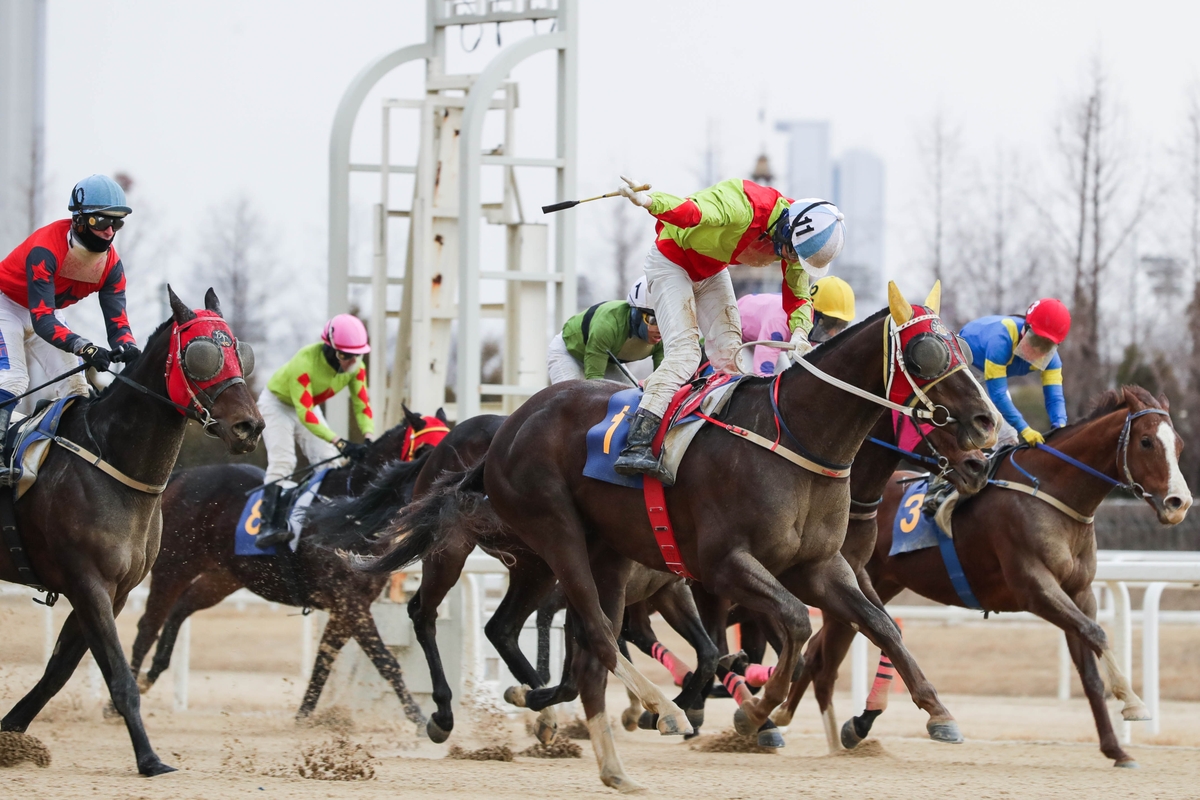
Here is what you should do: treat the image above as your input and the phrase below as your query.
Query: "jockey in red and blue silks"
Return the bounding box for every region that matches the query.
[958,298,1072,446]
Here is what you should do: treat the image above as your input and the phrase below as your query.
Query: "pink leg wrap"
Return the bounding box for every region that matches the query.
[722,672,754,706]
[650,642,691,687]
[744,664,775,687]
[866,655,895,712]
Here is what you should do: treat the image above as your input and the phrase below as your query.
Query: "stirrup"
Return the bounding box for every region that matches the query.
[255,527,292,549]
[0,468,17,489]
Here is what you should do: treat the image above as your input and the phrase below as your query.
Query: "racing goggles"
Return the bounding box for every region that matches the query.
[83,214,126,232]
[809,311,849,344]
[1014,332,1056,370]
[639,310,657,327]
[182,328,255,383]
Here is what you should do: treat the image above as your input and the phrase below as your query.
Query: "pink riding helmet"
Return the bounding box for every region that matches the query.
[322,313,371,354]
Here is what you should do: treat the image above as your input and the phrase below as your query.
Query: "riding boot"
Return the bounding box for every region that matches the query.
[0,403,17,488]
[255,484,291,549]
[613,409,665,478]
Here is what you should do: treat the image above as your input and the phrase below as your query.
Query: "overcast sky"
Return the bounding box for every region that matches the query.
[39,0,1200,355]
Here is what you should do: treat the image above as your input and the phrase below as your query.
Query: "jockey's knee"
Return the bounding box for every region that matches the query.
[664,337,702,377]
[0,375,30,398]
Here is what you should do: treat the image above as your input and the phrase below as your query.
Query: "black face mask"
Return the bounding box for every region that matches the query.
[322,344,347,373]
[71,217,114,253]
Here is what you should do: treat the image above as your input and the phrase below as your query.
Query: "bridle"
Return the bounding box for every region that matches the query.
[402,419,450,462]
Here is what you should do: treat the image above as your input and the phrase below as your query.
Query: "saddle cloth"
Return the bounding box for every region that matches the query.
[889,479,944,555]
[583,374,745,488]
[235,468,330,556]
[5,396,81,500]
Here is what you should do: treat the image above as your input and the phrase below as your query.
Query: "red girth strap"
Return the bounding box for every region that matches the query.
[643,477,695,579]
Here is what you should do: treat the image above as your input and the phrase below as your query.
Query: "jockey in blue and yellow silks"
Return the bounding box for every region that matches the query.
[958,298,1072,447]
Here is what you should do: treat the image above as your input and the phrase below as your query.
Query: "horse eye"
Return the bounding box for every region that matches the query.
[1140,436,1153,449]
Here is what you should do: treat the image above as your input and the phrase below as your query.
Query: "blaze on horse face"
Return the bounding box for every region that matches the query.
[167,287,264,454]
[1119,389,1192,526]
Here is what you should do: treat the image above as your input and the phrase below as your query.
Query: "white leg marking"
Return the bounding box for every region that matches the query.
[587,712,645,793]
[822,701,841,753]
[1100,648,1149,719]
[613,654,690,735]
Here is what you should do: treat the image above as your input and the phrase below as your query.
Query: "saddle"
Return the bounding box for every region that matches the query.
[235,468,330,557]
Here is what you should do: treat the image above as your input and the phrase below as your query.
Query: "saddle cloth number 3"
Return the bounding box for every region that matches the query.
[899,491,925,534]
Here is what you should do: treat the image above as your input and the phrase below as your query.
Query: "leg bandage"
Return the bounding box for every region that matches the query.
[650,642,692,687]
[722,671,754,707]
[865,655,895,711]
[744,664,775,687]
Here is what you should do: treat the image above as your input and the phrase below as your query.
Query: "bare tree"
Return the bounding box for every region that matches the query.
[191,197,272,346]
[917,111,963,316]
[1180,83,1200,483]
[608,200,643,299]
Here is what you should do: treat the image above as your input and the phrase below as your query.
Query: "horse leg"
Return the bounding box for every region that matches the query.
[143,571,239,692]
[407,537,473,742]
[348,607,426,727]
[782,555,959,745]
[707,550,812,735]
[535,583,565,685]
[649,583,719,735]
[129,566,197,687]
[2,611,90,731]
[74,583,174,776]
[296,611,352,719]
[488,555,557,692]
[618,634,643,731]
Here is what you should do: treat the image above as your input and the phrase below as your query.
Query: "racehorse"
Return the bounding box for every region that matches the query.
[312,414,720,745]
[128,406,447,724]
[795,386,1190,767]
[0,288,263,777]
[351,283,997,791]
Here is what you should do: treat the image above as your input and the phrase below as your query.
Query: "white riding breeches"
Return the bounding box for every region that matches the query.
[258,387,343,483]
[547,332,633,384]
[637,247,743,418]
[0,292,88,398]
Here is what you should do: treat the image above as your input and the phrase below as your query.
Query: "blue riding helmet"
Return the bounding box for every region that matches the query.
[67,175,132,216]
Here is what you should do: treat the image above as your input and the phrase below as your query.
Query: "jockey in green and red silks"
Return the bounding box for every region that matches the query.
[611,176,847,481]
[958,298,1072,448]
[0,175,138,485]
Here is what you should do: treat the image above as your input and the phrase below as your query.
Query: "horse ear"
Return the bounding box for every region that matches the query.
[204,288,223,317]
[887,281,913,325]
[435,407,448,423]
[1121,386,1146,412]
[924,280,942,316]
[402,403,425,430]
[167,285,196,324]
[1158,393,1171,412]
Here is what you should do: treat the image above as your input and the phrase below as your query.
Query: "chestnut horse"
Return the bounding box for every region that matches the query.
[796,386,1190,767]
[353,283,996,791]
[0,289,263,776]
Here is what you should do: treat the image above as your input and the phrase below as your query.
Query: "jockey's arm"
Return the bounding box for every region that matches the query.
[780,262,814,335]
[1040,351,1067,428]
[646,180,752,230]
[287,372,339,442]
[97,260,137,349]
[581,306,627,380]
[23,246,84,353]
[348,365,375,439]
[982,336,1031,432]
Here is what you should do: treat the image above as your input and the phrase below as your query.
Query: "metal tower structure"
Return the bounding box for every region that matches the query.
[327,0,577,427]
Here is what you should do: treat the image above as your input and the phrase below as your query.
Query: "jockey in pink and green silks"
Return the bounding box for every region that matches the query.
[610,176,847,482]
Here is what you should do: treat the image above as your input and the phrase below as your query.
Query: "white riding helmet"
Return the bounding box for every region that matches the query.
[788,199,846,279]
[626,275,654,311]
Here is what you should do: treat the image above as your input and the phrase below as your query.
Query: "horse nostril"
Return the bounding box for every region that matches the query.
[967,458,987,476]
[233,420,257,440]
[1165,495,1185,511]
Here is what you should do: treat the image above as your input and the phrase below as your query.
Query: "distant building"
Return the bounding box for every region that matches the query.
[732,120,885,314]
[0,0,46,254]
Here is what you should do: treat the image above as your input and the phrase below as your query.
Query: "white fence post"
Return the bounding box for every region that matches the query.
[1142,582,1166,736]
[1107,580,1132,745]
[850,633,868,714]
[1057,633,1071,700]
[43,602,54,663]
[300,613,314,681]
[173,618,190,712]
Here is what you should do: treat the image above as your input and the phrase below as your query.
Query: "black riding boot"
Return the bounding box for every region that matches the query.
[613,409,665,478]
[255,484,291,549]
[0,405,16,488]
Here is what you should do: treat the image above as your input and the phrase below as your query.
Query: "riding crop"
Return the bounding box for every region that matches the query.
[0,363,91,407]
[243,453,347,496]
[605,349,640,387]
[541,183,650,214]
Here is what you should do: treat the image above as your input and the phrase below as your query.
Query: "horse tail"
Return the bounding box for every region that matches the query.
[306,452,431,552]
[347,456,491,575]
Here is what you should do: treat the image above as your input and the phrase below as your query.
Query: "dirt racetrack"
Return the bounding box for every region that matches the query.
[3,599,1200,798]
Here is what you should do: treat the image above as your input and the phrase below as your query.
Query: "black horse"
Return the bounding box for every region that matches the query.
[0,288,263,776]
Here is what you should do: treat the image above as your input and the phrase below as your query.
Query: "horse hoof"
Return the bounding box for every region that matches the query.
[685,707,705,729]
[620,708,640,732]
[757,725,785,749]
[840,719,864,750]
[770,708,793,727]
[732,706,755,736]
[656,711,689,736]
[1122,704,1151,722]
[503,684,530,708]
[1115,760,1140,769]
[637,711,658,731]
[139,761,177,777]
[136,674,153,694]
[426,718,451,744]
[684,726,702,741]
[601,772,648,794]
[927,720,964,744]
[535,712,557,745]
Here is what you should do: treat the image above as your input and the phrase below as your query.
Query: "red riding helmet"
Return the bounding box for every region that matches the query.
[1025,298,1071,344]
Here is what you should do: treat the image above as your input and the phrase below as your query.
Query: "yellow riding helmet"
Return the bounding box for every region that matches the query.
[811,276,856,322]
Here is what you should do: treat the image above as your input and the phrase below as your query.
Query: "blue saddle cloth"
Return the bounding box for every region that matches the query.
[235,468,329,556]
[889,479,982,609]
[583,387,645,489]
[7,396,80,489]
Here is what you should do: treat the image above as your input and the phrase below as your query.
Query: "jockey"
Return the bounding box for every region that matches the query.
[0,175,138,485]
[548,275,663,384]
[611,176,846,478]
[958,298,1072,447]
[738,276,857,376]
[255,314,374,548]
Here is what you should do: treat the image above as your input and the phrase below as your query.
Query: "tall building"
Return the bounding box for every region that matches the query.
[0,0,46,254]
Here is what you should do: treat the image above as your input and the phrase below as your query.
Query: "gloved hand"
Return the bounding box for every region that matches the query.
[618,175,653,209]
[1020,427,1045,446]
[76,342,112,371]
[788,328,814,359]
[335,438,369,460]
[111,343,141,365]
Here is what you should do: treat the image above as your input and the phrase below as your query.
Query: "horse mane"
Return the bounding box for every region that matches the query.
[306,452,432,551]
[1045,385,1162,442]
[91,316,175,402]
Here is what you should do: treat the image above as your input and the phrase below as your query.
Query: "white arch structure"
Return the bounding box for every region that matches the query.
[326,1,577,426]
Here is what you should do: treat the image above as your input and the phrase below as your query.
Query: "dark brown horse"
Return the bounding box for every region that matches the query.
[354,284,997,791]
[128,407,447,724]
[0,289,263,776]
[791,386,1191,767]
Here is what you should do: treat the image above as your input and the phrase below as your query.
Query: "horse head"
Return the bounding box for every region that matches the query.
[905,417,989,496]
[400,404,451,461]
[163,286,264,454]
[885,280,997,453]
[1115,387,1192,525]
